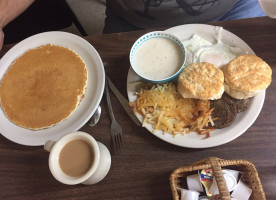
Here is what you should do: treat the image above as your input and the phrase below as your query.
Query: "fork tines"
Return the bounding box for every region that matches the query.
[111,130,123,153]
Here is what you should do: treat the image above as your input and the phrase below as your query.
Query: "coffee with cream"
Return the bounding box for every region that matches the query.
[59,139,94,177]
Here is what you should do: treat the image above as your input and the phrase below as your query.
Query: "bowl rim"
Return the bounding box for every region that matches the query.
[129,31,186,83]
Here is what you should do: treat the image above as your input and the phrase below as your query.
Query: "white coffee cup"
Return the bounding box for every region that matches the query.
[180,188,200,200]
[44,131,111,185]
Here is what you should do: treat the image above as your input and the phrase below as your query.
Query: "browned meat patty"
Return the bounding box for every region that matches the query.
[209,94,238,129]
[226,94,250,113]
[209,93,251,129]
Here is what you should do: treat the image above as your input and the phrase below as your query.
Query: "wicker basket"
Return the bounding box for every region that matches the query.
[170,157,265,200]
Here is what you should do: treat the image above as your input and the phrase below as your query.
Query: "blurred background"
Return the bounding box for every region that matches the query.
[65,0,106,36]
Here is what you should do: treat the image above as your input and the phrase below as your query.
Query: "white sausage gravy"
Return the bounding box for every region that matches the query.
[134,37,184,81]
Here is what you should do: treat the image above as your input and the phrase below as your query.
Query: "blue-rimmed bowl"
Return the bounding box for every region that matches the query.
[129,31,186,83]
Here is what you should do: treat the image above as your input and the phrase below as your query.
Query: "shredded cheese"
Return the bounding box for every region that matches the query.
[130,82,214,137]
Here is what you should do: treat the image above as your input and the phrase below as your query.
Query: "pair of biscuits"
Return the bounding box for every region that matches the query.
[177,55,272,100]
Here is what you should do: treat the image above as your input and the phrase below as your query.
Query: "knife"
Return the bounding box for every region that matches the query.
[106,75,142,126]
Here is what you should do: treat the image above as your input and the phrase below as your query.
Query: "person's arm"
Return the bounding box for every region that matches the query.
[0,0,35,28]
[0,0,35,49]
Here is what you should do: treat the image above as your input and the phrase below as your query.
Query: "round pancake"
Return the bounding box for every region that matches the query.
[0,44,87,130]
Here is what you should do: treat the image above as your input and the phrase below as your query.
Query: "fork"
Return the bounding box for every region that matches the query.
[104,79,123,153]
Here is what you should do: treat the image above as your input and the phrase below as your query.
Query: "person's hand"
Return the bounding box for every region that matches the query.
[0,28,4,51]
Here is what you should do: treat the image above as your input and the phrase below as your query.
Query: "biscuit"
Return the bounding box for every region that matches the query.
[177,62,224,100]
[0,44,87,130]
[224,54,272,99]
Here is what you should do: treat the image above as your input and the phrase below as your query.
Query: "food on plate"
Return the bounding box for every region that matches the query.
[182,34,246,68]
[209,93,238,129]
[0,44,87,130]
[225,94,250,113]
[177,62,224,100]
[129,27,272,139]
[130,83,214,136]
[224,54,272,99]
[209,93,251,129]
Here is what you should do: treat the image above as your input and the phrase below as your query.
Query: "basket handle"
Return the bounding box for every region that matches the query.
[208,157,231,200]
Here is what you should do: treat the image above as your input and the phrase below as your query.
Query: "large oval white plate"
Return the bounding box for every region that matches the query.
[127,24,265,148]
[0,32,105,146]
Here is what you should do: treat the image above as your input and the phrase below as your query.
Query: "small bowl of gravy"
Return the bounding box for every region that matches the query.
[130,31,186,83]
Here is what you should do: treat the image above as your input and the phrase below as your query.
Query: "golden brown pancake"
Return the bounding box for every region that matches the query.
[0,44,87,130]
